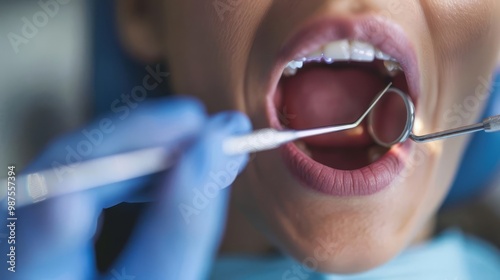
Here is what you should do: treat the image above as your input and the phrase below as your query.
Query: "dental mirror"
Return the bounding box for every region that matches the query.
[368,87,500,148]
[368,87,415,147]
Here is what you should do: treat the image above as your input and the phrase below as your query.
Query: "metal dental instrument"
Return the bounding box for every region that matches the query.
[222,83,394,155]
[4,82,500,208]
[367,87,500,148]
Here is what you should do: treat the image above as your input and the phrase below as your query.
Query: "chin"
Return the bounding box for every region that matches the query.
[285,227,406,274]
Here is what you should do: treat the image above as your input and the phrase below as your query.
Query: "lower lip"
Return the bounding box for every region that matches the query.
[280,140,412,196]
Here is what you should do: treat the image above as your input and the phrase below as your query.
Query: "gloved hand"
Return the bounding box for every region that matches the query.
[0,97,251,280]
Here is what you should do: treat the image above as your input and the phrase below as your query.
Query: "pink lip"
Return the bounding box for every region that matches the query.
[264,15,420,196]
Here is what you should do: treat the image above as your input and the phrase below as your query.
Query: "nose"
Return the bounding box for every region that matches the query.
[294,0,390,17]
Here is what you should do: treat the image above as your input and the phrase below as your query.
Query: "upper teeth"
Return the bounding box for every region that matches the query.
[283,39,402,77]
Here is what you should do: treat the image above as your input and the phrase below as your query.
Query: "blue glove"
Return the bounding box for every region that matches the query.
[0,97,251,280]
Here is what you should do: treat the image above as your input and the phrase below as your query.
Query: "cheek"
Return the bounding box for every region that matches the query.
[422,0,500,129]
[163,1,270,112]
[423,0,497,58]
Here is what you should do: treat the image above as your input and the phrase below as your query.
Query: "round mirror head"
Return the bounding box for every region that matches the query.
[368,88,415,148]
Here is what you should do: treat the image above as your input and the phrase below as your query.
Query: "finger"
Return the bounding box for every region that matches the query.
[104,112,251,280]
[1,192,99,280]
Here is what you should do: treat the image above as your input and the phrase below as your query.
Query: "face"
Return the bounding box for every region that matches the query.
[118,0,500,273]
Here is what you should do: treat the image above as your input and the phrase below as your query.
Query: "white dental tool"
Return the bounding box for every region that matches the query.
[222,83,394,155]
[3,83,500,208]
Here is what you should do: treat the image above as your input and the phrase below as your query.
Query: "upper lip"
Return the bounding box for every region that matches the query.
[263,15,420,196]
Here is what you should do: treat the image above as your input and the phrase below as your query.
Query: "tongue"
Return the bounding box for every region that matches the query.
[281,65,386,147]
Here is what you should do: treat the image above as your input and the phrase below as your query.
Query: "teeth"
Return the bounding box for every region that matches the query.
[324,39,350,61]
[283,67,297,77]
[283,61,304,77]
[287,61,304,69]
[282,40,401,77]
[294,61,305,68]
[305,50,324,61]
[375,49,392,60]
[350,41,375,62]
[383,60,402,76]
[323,57,334,64]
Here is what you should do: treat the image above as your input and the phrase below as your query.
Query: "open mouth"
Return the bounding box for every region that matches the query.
[265,17,420,196]
[278,40,409,170]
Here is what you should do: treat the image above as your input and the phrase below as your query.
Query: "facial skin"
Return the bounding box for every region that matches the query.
[117,0,500,273]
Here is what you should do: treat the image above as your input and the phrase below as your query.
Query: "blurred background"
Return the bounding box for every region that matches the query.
[0,0,168,171]
[0,0,169,270]
[0,0,499,270]
[0,0,90,170]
